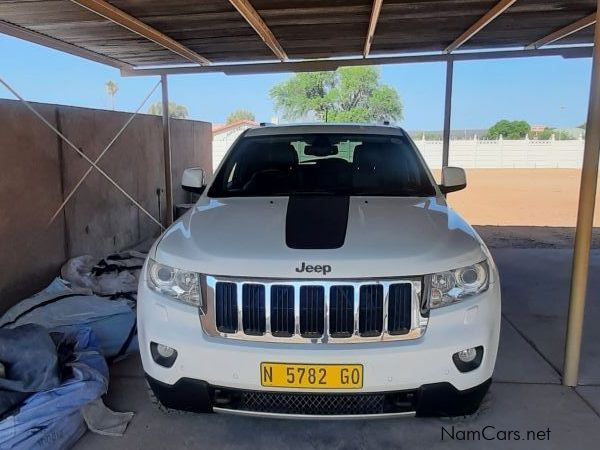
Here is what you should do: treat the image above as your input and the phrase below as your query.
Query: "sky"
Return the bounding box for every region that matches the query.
[0,33,593,131]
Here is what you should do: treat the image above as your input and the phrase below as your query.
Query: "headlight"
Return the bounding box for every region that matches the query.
[147,259,201,307]
[428,261,489,309]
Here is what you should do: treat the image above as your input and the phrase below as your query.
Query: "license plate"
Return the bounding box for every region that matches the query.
[260,363,363,389]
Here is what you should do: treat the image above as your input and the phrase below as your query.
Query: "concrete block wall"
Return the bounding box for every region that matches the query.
[0,99,211,312]
[415,138,585,169]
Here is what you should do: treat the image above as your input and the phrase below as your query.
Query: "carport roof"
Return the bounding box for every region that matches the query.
[0,1,597,75]
[2,1,600,391]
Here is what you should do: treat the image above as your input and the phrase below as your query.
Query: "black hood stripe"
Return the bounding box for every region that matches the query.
[285,196,350,249]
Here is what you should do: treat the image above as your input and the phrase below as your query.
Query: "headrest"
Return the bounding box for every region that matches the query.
[244,141,298,168]
[353,143,395,168]
[265,142,299,168]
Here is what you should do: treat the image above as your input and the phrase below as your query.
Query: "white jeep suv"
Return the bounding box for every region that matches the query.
[138,124,501,418]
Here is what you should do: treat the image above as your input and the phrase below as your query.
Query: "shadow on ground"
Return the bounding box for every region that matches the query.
[475,225,600,249]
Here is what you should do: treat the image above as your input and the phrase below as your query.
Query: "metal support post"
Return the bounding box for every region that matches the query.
[563,0,600,387]
[442,58,454,168]
[161,74,174,226]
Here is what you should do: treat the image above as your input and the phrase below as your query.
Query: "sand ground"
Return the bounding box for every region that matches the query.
[431,169,600,248]
[435,169,600,227]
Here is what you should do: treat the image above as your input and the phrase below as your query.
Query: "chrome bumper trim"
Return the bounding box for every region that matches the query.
[213,407,416,420]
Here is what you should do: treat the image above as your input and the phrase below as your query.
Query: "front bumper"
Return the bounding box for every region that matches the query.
[138,279,500,387]
[146,374,492,418]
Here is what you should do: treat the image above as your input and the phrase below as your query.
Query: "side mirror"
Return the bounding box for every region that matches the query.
[182,167,206,195]
[440,166,466,194]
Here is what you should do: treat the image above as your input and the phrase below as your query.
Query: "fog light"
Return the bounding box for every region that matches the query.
[453,346,484,373]
[156,344,175,358]
[150,342,178,368]
[457,347,477,363]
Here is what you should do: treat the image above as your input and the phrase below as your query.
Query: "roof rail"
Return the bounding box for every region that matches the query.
[259,122,275,127]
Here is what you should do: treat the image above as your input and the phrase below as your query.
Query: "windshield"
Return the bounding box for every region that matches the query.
[208,133,437,197]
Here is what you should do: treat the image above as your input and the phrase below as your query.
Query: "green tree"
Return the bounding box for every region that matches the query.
[105,80,118,110]
[486,120,531,140]
[226,109,256,124]
[537,128,575,140]
[147,101,189,119]
[270,67,402,123]
[537,129,553,140]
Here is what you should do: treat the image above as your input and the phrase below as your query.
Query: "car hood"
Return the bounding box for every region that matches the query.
[154,196,487,278]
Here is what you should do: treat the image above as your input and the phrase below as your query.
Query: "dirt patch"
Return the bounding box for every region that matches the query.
[431,169,600,248]
[434,169,600,227]
[475,225,600,249]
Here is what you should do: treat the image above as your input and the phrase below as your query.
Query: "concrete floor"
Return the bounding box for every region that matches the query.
[76,248,600,450]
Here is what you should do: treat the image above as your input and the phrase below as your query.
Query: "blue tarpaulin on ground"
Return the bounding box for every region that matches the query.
[0,326,108,450]
[0,278,138,360]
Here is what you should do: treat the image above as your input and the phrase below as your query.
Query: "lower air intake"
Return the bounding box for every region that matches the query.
[241,391,383,415]
[212,389,417,416]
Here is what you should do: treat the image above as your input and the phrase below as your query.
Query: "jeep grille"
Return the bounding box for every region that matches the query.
[202,277,428,343]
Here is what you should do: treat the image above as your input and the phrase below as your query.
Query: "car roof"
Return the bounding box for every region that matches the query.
[244,123,407,137]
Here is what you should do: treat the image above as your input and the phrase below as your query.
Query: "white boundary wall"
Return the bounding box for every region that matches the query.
[214,131,585,171]
[415,138,585,169]
[213,124,255,170]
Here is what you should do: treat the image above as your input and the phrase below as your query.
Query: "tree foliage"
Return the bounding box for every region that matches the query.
[486,120,531,140]
[536,128,575,140]
[147,101,189,119]
[226,109,256,124]
[105,80,118,96]
[105,80,118,110]
[270,67,402,123]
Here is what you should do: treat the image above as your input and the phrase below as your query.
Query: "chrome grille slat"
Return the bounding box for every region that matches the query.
[383,283,389,337]
[359,285,383,337]
[323,285,330,339]
[215,282,237,333]
[235,282,243,337]
[329,286,354,338]
[270,285,294,337]
[293,284,301,337]
[264,284,271,335]
[388,284,412,335]
[353,284,360,338]
[300,286,324,338]
[202,277,428,344]
[242,284,266,335]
